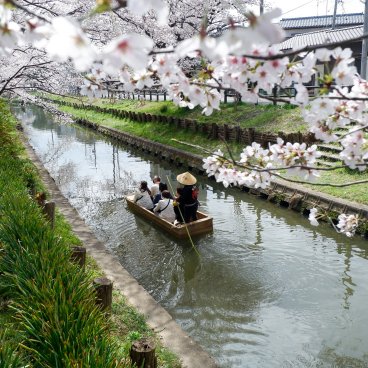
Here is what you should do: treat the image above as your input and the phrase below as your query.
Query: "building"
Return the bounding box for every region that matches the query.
[280,13,364,38]
[279,14,365,78]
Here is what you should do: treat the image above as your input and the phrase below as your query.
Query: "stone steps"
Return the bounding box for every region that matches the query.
[318,143,342,154]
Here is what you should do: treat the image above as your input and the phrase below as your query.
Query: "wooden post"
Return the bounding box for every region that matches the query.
[248,128,255,143]
[43,201,55,229]
[35,192,47,207]
[224,124,229,141]
[149,90,152,101]
[272,86,277,105]
[163,91,167,101]
[130,338,157,368]
[235,125,241,143]
[93,277,113,310]
[212,123,218,139]
[71,246,86,268]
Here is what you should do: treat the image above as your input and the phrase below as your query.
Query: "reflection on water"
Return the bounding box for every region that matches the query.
[16,104,368,368]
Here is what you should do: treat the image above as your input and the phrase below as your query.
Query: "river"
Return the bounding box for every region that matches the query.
[15,104,368,368]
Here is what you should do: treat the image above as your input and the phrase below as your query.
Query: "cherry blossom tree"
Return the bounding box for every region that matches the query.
[0,0,367,237]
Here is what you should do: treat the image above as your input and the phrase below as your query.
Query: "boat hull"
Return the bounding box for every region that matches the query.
[126,195,213,239]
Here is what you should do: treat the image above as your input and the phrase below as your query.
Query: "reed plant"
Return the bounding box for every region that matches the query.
[0,330,25,368]
[0,100,126,367]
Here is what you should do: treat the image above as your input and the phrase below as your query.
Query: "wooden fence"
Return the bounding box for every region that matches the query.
[48,98,316,147]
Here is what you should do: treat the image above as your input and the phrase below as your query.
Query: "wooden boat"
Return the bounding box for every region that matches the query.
[126,195,213,239]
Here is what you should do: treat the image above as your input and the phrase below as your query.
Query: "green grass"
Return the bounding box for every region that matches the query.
[304,168,368,204]
[60,104,246,157]
[110,291,181,368]
[47,94,306,134]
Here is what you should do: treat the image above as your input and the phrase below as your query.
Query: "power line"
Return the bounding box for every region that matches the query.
[282,0,327,16]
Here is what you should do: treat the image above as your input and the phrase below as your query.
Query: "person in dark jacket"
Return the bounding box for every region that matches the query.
[176,172,198,223]
[153,182,172,205]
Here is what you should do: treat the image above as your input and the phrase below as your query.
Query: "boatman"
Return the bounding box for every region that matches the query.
[176,172,199,223]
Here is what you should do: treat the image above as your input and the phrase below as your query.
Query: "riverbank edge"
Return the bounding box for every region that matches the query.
[20,125,218,368]
[74,117,368,236]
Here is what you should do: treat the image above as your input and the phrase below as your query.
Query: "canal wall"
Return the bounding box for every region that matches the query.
[20,128,218,368]
[74,117,368,238]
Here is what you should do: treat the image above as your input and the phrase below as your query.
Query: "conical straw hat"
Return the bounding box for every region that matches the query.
[177,172,197,185]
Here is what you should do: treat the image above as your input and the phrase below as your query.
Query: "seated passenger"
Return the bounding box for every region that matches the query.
[133,181,154,210]
[153,182,172,205]
[150,175,161,198]
[153,190,176,223]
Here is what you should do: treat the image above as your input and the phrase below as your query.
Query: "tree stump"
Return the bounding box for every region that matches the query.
[43,201,55,229]
[35,192,47,207]
[130,338,157,368]
[71,246,86,268]
[93,277,113,310]
[288,194,303,210]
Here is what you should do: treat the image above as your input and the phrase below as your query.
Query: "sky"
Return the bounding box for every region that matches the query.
[249,0,365,19]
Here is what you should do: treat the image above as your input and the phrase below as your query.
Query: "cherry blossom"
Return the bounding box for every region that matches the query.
[103,33,154,73]
[202,88,221,116]
[308,208,319,226]
[134,70,154,89]
[45,17,96,71]
[247,8,285,45]
[0,15,21,54]
[127,0,169,25]
[336,214,359,237]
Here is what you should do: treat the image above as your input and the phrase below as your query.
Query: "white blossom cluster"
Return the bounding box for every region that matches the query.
[203,138,321,189]
[1,0,367,236]
[308,208,360,237]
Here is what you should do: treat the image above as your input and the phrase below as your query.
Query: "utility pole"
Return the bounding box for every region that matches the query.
[361,0,368,79]
[332,0,338,29]
[260,0,264,15]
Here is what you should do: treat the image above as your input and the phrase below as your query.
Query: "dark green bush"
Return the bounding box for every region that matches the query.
[159,104,169,113]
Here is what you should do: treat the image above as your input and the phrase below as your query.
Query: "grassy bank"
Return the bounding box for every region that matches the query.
[59,104,246,156]
[0,100,181,367]
[55,102,368,206]
[48,94,306,134]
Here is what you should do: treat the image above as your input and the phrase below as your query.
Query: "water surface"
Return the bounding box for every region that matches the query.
[16,104,368,368]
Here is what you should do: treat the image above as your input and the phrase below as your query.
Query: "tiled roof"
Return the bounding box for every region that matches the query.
[280,13,364,29]
[279,25,363,50]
